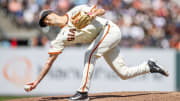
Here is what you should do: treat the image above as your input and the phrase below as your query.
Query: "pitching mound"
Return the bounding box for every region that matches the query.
[8,91,180,101]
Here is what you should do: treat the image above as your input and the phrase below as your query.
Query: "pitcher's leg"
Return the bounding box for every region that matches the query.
[78,49,97,92]
[103,46,150,80]
[78,24,112,92]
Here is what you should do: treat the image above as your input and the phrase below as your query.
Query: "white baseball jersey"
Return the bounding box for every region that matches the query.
[47,5,151,93]
[48,5,108,54]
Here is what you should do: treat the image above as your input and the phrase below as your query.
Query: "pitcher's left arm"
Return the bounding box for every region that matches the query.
[71,5,105,29]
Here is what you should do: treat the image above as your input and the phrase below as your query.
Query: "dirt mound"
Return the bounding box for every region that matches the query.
[8,91,180,101]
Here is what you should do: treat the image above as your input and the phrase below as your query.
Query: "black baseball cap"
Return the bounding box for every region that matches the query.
[39,10,53,27]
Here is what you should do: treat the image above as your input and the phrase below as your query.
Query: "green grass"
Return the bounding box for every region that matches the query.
[0,96,28,101]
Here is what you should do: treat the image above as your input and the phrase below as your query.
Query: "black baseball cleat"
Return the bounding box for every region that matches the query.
[148,59,169,77]
[69,91,89,101]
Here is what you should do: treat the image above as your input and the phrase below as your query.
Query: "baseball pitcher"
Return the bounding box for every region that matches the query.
[25,4,169,101]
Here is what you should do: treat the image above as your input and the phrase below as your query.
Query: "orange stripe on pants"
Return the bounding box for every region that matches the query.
[82,24,110,92]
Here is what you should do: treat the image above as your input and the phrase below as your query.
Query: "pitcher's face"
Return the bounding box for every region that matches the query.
[44,13,60,26]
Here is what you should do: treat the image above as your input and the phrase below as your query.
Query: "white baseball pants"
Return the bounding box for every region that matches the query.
[78,21,150,92]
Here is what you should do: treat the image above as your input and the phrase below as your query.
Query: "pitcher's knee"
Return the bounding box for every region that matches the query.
[117,69,131,80]
[119,75,129,80]
[85,50,101,59]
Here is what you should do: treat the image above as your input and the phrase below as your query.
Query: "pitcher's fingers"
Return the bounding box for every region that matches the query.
[68,33,75,36]
[26,82,34,85]
[29,86,34,91]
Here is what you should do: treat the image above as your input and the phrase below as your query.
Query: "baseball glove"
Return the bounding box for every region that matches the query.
[71,11,94,29]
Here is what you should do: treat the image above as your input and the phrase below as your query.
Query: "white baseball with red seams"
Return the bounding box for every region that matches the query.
[47,5,151,92]
[24,85,31,92]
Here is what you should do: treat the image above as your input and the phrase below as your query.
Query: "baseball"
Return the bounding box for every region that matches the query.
[24,85,31,92]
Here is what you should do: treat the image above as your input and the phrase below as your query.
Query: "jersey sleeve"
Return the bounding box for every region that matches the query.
[48,39,64,55]
[48,29,68,54]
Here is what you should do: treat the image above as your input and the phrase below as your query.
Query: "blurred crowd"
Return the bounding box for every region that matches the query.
[0,0,180,50]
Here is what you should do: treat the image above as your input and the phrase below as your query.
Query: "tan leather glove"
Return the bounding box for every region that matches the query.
[71,11,94,29]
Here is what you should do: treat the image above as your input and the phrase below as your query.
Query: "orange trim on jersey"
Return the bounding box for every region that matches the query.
[82,24,110,92]
[48,51,62,55]
[71,11,81,20]
[90,5,97,12]
[60,14,69,29]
